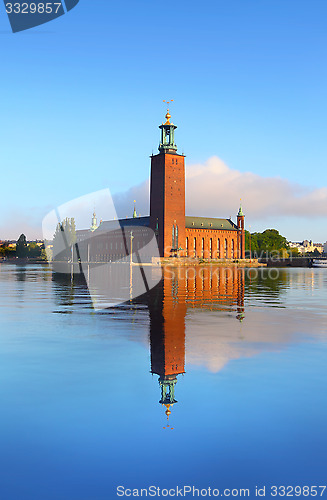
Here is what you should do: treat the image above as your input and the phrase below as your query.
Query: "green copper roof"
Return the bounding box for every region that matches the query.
[95,215,238,232]
[185,216,238,231]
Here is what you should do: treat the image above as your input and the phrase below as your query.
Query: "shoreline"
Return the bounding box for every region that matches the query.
[2,257,324,268]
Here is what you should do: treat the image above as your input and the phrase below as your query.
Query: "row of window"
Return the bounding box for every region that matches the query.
[96,241,141,251]
[185,237,237,259]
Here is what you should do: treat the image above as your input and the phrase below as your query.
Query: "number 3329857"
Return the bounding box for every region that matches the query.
[5,3,62,14]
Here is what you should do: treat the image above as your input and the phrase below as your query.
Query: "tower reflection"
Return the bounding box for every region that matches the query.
[148,266,245,426]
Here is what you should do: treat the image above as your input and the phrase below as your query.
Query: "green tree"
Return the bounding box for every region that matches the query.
[27,242,42,258]
[1,245,16,258]
[245,229,289,258]
[40,248,49,261]
[288,247,300,257]
[16,234,28,258]
[53,218,76,261]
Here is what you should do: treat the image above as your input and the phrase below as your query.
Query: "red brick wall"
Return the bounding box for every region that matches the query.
[150,153,186,257]
[185,228,238,259]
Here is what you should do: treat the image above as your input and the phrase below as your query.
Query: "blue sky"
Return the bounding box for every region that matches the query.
[0,0,326,241]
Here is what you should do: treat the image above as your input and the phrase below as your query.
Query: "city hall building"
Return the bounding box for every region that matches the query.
[80,110,245,261]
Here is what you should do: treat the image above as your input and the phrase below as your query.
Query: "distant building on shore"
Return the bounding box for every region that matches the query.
[288,240,323,254]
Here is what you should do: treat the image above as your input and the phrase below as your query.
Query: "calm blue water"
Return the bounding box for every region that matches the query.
[0,264,326,500]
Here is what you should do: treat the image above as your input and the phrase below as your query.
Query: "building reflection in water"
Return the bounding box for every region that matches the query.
[51,265,316,427]
[147,266,245,427]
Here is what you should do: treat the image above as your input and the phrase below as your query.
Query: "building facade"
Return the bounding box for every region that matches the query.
[78,109,245,261]
[288,240,324,255]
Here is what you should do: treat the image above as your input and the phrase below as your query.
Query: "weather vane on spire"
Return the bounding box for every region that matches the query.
[163,100,174,125]
[163,99,173,110]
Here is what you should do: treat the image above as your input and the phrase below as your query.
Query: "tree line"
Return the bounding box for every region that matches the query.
[244,229,321,258]
[0,234,46,259]
[0,218,76,262]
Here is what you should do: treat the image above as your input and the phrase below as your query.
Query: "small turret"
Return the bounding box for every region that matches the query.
[90,212,98,232]
[159,375,177,430]
[237,201,245,259]
[159,101,177,154]
[238,204,244,217]
[132,200,137,218]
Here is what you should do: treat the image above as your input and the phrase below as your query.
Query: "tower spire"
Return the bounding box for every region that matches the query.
[159,376,177,430]
[237,200,245,259]
[238,199,244,217]
[159,100,177,153]
[90,211,98,232]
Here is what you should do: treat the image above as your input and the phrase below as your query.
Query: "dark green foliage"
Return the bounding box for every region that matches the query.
[16,234,28,258]
[27,242,42,258]
[0,245,16,257]
[40,248,48,261]
[245,229,289,258]
[289,247,300,257]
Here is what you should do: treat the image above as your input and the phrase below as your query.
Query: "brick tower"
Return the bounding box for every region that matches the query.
[150,107,186,258]
[148,268,186,426]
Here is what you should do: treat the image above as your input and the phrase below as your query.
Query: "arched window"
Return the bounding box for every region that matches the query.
[225,239,228,258]
[210,238,213,258]
[172,226,175,249]
[194,237,197,257]
[176,225,178,249]
[201,238,205,258]
[186,237,189,256]
[231,239,235,258]
[217,239,220,258]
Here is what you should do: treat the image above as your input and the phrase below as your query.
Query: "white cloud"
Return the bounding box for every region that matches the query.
[113,156,327,222]
[2,157,326,241]
[186,306,327,373]
[113,180,150,219]
[185,157,327,219]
